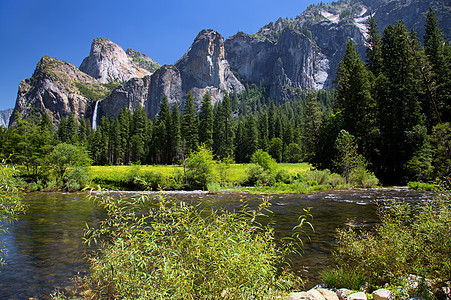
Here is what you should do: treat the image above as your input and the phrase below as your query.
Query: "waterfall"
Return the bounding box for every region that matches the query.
[92,101,99,130]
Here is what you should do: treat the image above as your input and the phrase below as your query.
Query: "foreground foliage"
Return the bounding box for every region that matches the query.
[0,159,26,264]
[65,192,310,299]
[329,177,451,291]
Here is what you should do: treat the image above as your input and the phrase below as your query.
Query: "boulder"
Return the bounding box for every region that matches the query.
[347,292,367,300]
[288,291,308,300]
[372,289,393,300]
[317,288,340,300]
[336,288,352,300]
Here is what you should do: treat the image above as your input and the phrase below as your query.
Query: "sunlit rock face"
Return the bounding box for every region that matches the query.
[79,38,152,84]
[9,56,106,127]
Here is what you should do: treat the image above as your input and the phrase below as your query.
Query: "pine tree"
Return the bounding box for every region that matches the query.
[334,129,361,184]
[366,14,383,76]
[424,8,451,123]
[152,96,172,164]
[377,22,425,183]
[118,109,132,164]
[302,92,324,163]
[335,40,378,163]
[182,91,199,154]
[199,93,214,149]
[258,112,269,151]
[78,118,88,146]
[171,106,182,164]
[222,94,234,159]
[268,101,276,140]
[58,117,68,142]
[235,116,258,163]
[213,100,225,158]
[67,114,78,145]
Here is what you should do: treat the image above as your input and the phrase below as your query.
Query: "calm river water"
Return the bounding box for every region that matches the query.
[0,188,430,299]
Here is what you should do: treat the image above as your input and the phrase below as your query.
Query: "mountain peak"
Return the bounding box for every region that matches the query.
[175,29,244,97]
[126,48,161,73]
[79,38,153,84]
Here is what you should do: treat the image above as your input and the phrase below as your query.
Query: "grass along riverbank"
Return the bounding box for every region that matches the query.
[88,163,316,192]
[86,163,360,194]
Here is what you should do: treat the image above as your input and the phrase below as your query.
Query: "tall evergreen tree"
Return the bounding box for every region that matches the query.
[258,112,269,151]
[302,92,324,163]
[171,106,182,164]
[424,8,451,123]
[377,22,425,183]
[268,101,276,140]
[335,40,378,163]
[366,14,383,76]
[78,118,88,146]
[182,91,199,154]
[153,96,172,164]
[199,93,214,149]
[213,94,234,160]
[58,117,68,143]
[118,109,132,164]
[67,114,78,145]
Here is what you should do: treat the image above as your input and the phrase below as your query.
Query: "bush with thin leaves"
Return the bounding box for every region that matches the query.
[75,192,310,299]
[186,145,218,189]
[305,169,331,185]
[0,159,26,264]
[333,177,451,287]
[350,166,379,187]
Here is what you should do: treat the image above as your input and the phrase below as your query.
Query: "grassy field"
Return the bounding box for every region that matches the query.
[88,163,313,190]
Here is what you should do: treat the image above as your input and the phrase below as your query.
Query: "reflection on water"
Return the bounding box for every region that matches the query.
[0,188,429,299]
[0,192,103,299]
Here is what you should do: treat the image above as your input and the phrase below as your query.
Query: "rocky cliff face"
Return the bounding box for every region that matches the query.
[101,30,245,120]
[170,29,244,110]
[9,56,108,127]
[226,28,329,102]
[79,38,157,84]
[9,0,450,125]
[0,108,13,128]
[225,0,449,102]
[98,76,152,121]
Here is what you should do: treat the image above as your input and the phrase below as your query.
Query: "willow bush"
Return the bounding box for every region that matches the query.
[332,177,451,287]
[0,159,26,264]
[73,191,310,299]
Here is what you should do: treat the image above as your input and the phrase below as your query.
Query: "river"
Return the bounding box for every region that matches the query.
[0,188,430,299]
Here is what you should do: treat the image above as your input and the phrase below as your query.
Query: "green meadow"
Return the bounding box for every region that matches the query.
[88,163,313,192]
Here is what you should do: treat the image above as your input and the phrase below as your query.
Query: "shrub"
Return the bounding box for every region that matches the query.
[77,193,309,299]
[334,177,451,286]
[48,143,92,186]
[321,268,367,290]
[328,173,346,186]
[274,169,292,184]
[350,167,379,187]
[186,145,217,189]
[305,169,331,185]
[251,150,278,172]
[246,164,272,186]
[64,166,90,191]
[206,182,221,192]
[139,171,165,190]
[0,159,26,263]
[407,181,437,191]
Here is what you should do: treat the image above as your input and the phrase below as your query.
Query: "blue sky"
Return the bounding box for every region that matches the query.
[0,0,323,110]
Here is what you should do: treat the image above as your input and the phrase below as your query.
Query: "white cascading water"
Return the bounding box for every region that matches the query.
[92,101,99,130]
